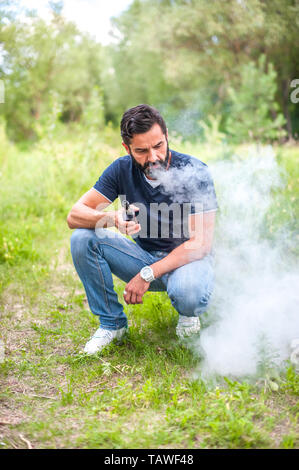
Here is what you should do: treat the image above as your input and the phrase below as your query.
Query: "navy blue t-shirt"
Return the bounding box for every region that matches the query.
[93,149,218,253]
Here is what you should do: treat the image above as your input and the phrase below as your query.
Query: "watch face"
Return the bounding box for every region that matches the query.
[141,266,154,281]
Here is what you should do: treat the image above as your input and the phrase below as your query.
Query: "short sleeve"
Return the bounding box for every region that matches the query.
[190,164,219,214]
[93,161,119,203]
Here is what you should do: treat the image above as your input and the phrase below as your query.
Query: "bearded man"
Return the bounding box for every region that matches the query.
[67,104,218,354]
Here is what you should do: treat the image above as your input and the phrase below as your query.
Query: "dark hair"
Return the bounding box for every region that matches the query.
[120,104,167,146]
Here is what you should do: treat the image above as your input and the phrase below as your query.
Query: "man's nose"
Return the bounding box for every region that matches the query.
[148,149,159,162]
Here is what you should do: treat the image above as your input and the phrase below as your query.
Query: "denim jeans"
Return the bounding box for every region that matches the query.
[70,228,214,330]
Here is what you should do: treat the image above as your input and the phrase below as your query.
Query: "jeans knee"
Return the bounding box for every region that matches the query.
[70,228,94,260]
[167,281,213,316]
[197,285,213,308]
[95,227,117,241]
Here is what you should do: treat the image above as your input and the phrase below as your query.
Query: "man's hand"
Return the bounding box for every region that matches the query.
[107,206,141,236]
[123,273,150,304]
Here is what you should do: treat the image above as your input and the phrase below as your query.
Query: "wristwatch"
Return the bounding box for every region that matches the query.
[140,266,155,283]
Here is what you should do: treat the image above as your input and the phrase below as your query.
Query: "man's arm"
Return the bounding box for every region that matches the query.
[67,188,141,235]
[123,211,216,305]
[66,189,112,229]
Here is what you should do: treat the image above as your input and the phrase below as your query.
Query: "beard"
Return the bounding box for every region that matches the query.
[130,141,170,179]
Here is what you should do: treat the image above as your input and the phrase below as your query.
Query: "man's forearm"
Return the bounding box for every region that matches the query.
[150,239,211,279]
[67,203,113,229]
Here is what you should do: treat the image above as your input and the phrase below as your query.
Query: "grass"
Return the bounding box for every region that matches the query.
[0,124,298,449]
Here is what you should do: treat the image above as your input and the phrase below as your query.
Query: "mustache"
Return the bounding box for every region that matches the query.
[131,143,170,177]
[143,158,167,171]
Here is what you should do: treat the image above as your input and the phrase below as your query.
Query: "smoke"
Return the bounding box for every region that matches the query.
[155,160,212,205]
[164,145,299,380]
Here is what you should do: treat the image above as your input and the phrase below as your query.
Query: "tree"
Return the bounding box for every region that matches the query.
[107,0,298,140]
[1,3,104,140]
[226,55,286,142]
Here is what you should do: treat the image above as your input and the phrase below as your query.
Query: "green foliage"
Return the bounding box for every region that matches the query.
[254,333,283,392]
[1,5,103,140]
[58,378,74,406]
[281,434,296,449]
[199,115,226,146]
[103,0,298,140]
[0,233,39,266]
[281,365,299,396]
[255,333,280,375]
[0,117,11,154]
[0,122,122,294]
[226,55,286,142]
[81,87,105,131]
[1,0,298,141]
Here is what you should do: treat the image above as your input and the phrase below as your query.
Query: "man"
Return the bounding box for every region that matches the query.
[67,104,218,354]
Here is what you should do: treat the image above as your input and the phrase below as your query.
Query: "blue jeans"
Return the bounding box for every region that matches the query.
[70,228,214,330]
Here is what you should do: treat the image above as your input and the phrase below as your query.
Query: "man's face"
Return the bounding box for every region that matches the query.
[122,123,170,179]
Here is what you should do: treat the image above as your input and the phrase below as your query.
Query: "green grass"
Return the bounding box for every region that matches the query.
[0,125,298,449]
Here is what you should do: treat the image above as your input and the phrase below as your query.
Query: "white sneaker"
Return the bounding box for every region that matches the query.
[176,316,201,339]
[83,326,128,355]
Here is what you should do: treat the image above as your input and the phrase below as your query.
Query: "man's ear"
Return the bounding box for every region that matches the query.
[166,128,169,140]
[122,142,130,154]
